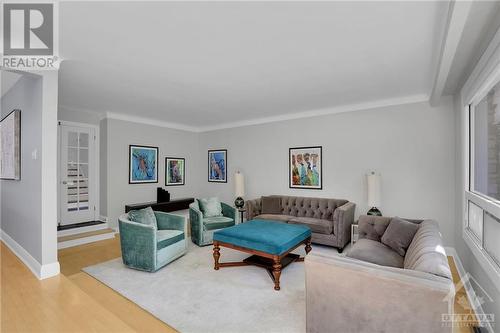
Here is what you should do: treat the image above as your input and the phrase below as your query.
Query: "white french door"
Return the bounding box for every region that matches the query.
[59,123,97,225]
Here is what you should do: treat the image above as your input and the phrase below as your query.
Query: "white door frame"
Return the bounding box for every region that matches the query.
[57,120,100,225]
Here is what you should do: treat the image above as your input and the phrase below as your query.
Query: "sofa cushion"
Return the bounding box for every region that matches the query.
[358,215,392,241]
[203,216,235,231]
[288,217,332,234]
[347,238,404,268]
[261,196,282,214]
[156,229,184,250]
[381,217,419,256]
[404,220,451,279]
[255,214,293,222]
[128,206,157,229]
[198,197,223,217]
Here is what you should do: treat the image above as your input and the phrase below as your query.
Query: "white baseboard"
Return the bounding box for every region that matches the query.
[445,247,494,333]
[99,215,108,223]
[1,230,60,280]
[57,231,115,249]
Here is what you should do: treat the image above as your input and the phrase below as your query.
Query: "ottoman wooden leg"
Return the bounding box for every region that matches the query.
[272,256,282,291]
[213,242,220,270]
[305,237,312,254]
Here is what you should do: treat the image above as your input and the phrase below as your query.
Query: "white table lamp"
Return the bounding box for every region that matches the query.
[234,171,245,209]
[367,171,382,216]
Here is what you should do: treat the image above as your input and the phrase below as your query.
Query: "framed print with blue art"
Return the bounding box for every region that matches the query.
[129,145,158,184]
[208,149,227,183]
[165,157,185,186]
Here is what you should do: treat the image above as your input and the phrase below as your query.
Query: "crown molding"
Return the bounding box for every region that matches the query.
[105,112,200,132]
[59,94,429,133]
[198,94,429,132]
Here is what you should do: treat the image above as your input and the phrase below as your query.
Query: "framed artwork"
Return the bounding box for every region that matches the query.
[129,145,158,184]
[165,157,185,186]
[289,146,322,189]
[208,149,227,183]
[0,110,21,180]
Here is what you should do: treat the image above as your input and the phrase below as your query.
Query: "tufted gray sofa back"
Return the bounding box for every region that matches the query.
[358,215,423,241]
[275,195,348,221]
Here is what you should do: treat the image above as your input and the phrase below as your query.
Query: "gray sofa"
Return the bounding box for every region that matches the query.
[246,195,355,251]
[305,215,455,333]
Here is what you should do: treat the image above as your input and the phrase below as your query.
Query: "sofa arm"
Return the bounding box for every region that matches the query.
[221,202,238,223]
[305,253,454,333]
[189,204,204,244]
[118,218,156,271]
[332,201,355,249]
[155,211,186,231]
[245,198,262,220]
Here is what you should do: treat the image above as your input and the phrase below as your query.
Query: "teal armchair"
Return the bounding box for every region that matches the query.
[118,211,187,272]
[189,200,238,246]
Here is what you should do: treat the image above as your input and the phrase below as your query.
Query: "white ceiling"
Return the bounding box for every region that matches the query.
[59,1,449,129]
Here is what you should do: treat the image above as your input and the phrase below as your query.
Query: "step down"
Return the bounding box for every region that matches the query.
[58,228,116,249]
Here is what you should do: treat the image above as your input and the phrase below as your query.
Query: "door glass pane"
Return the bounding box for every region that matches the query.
[79,164,88,178]
[68,148,78,164]
[79,148,88,164]
[473,81,500,200]
[79,132,89,148]
[68,131,78,147]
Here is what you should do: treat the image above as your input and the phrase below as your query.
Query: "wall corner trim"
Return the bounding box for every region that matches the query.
[1,230,60,280]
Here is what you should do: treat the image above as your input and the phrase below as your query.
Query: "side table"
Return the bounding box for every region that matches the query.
[351,222,359,246]
[238,208,246,224]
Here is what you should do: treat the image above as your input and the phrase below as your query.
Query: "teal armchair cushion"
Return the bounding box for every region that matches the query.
[198,197,223,217]
[156,229,185,250]
[204,216,235,231]
[128,206,157,229]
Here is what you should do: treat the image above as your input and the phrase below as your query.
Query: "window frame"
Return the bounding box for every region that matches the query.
[463,54,500,291]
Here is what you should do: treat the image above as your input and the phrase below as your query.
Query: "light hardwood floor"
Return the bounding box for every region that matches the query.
[2,235,477,333]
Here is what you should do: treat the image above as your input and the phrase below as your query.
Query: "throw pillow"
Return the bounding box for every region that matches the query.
[198,197,223,217]
[128,206,157,229]
[261,196,281,214]
[381,217,419,257]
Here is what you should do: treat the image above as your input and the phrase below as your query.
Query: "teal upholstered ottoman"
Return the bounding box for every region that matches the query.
[212,219,312,290]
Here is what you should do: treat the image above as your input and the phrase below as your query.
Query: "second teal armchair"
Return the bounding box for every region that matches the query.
[189,200,238,246]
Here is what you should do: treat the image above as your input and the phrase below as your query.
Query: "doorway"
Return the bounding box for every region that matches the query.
[58,121,99,226]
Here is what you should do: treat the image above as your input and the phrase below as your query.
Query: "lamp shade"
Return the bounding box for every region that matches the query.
[367,172,381,207]
[235,172,245,197]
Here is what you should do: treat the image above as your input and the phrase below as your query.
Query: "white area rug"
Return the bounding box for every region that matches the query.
[83,242,337,333]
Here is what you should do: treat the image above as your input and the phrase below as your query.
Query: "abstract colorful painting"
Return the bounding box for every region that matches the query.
[208,149,227,182]
[165,157,185,186]
[129,145,158,184]
[289,146,322,189]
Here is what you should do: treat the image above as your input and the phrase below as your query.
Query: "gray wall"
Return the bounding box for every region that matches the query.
[105,119,201,228]
[199,98,457,246]
[1,74,43,262]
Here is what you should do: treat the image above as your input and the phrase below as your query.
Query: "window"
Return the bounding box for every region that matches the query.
[484,212,500,266]
[471,81,500,201]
